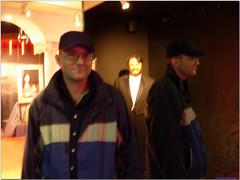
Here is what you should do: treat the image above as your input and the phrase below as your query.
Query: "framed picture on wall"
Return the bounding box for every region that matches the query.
[17,64,44,103]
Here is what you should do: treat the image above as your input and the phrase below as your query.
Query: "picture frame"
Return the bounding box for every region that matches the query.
[17,64,44,103]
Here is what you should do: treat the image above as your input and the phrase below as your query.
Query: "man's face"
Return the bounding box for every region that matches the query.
[128,57,142,76]
[176,55,200,78]
[57,46,93,82]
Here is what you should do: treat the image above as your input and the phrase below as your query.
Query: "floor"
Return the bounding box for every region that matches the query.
[1,136,25,179]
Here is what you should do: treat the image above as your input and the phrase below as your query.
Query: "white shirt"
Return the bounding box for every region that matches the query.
[129,74,142,111]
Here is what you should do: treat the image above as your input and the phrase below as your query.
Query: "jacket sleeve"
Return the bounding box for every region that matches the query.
[22,99,42,179]
[148,83,189,178]
[115,92,143,178]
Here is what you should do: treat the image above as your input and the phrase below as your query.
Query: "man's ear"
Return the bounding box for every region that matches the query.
[55,54,62,66]
[170,57,179,67]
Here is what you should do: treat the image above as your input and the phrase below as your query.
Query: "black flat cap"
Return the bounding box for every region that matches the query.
[167,41,204,58]
[59,31,94,52]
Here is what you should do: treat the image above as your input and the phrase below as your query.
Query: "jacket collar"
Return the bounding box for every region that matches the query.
[43,70,111,109]
[165,64,191,103]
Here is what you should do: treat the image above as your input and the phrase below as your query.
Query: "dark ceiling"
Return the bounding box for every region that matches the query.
[85,1,228,21]
[1,1,235,33]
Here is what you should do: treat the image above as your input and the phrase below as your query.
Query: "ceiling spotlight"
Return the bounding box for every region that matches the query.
[21,3,31,17]
[120,1,130,10]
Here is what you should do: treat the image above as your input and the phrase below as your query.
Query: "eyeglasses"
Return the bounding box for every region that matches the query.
[61,51,94,63]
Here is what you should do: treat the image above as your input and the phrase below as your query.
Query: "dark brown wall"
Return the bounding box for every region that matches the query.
[85,2,239,178]
[148,4,239,178]
[86,18,150,85]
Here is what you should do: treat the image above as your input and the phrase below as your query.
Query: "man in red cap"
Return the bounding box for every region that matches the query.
[22,31,142,179]
[146,41,208,178]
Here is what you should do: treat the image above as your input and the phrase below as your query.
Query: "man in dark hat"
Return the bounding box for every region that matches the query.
[146,41,208,178]
[22,31,142,179]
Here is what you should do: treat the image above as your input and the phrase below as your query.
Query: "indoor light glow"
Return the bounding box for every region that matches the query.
[25,9,31,17]
[18,29,29,44]
[121,1,130,10]
[9,39,12,56]
[74,12,82,27]
[21,41,25,55]
[74,1,84,31]
[3,14,12,22]
[33,43,36,55]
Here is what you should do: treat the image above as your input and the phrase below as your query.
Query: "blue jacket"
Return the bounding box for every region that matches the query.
[22,70,142,179]
[147,64,207,178]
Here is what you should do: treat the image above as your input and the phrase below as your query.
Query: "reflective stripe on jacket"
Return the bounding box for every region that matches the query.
[147,64,207,179]
[22,70,142,179]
